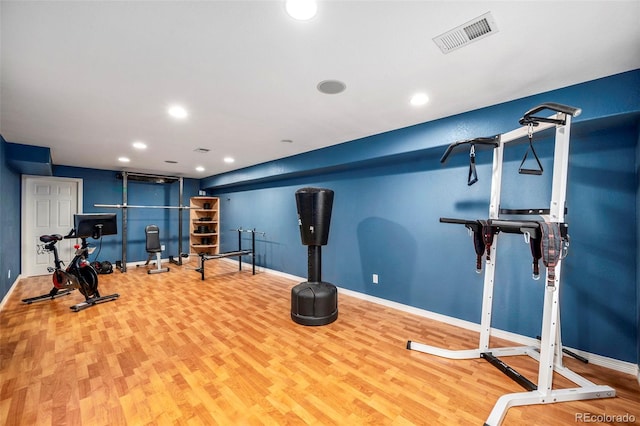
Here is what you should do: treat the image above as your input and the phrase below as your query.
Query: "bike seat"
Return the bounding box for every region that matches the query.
[39,234,63,243]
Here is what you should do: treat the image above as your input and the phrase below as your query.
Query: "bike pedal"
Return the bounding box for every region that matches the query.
[47,267,55,273]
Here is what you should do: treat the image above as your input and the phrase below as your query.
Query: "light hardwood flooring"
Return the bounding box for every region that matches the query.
[1,259,638,425]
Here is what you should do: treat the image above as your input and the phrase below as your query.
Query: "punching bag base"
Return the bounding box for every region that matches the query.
[291,281,338,326]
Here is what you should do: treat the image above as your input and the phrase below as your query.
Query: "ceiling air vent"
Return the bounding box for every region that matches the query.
[433,12,498,54]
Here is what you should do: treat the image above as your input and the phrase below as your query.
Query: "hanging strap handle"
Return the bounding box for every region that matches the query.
[471,221,485,273]
[468,144,478,186]
[519,124,544,175]
[529,233,542,280]
[439,135,500,186]
[440,135,500,164]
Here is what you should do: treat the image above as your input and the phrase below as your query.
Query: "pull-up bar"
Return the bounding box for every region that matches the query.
[439,135,500,165]
[94,171,187,272]
[519,102,581,126]
[232,228,266,236]
[440,104,582,186]
[95,204,193,210]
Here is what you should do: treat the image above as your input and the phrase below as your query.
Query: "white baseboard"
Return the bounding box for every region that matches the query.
[258,265,639,378]
[219,256,265,273]
[257,265,303,282]
[0,274,22,314]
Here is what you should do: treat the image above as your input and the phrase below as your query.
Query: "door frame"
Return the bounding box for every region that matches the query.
[21,175,83,276]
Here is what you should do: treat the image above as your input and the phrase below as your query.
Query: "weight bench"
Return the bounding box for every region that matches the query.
[194,228,263,280]
[143,224,169,274]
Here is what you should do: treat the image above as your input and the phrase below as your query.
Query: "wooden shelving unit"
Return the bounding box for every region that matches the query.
[189,196,219,255]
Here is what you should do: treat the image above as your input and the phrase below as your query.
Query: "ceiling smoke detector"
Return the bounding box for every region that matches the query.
[433,12,498,54]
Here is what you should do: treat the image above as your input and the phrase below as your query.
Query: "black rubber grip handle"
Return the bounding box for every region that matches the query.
[440,135,500,164]
[519,102,581,125]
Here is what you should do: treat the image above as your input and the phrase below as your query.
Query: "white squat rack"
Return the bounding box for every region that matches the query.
[407,103,615,425]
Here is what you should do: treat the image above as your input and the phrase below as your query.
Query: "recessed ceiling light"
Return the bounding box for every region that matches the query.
[285,0,317,21]
[165,160,178,164]
[280,139,293,143]
[410,93,429,107]
[132,141,147,149]
[195,166,205,172]
[317,80,346,95]
[168,105,188,119]
[118,157,130,163]
[223,157,235,164]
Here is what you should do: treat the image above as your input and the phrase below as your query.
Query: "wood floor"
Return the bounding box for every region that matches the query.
[1,259,638,425]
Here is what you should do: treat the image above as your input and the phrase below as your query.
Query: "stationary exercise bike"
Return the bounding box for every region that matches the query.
[23,213,120,312]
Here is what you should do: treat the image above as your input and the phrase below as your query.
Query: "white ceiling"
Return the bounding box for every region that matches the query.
[2,1,639,179]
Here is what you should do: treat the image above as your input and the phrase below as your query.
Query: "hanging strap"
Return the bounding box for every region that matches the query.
[470,220,495,272]
[481,220,495,263]
[468,144,478,186]
[519,124,543,175]
[440,135,500,186]
[529,234,542,280]
[440,217,499,274]
[472,223,485,273]
[539,222,563,288]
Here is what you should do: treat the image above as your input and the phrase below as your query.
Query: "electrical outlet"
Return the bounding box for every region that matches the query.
[161,244,165,251]
[372,273,379,284]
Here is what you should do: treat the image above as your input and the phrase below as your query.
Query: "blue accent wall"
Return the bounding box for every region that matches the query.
[1,70,639,366]
[53,166,200,265]
[0,135,22,303]
[6,142,53,175]
[205,70,640,364]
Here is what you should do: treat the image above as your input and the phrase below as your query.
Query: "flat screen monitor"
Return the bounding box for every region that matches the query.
[74,213,117,239]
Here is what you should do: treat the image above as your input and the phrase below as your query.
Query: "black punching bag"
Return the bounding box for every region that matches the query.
[290,187,338,326]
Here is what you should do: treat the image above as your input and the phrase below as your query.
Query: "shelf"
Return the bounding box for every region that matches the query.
[190,196,219,256]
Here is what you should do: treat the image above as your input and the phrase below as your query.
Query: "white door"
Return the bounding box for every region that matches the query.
[21,176,83,277]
